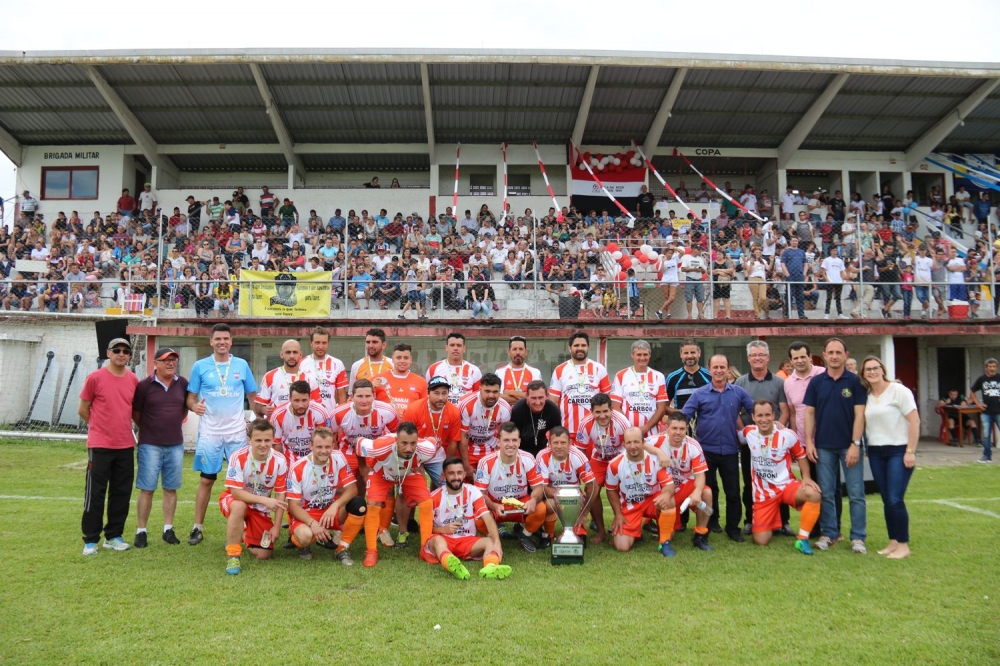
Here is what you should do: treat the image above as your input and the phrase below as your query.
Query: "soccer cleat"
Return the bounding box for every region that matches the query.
[795,539,814,555]
[659,541,676,558]
[378,529,395,548]
[852,539,867,554]
[335,550,354,566]
[707,524,723,534]
[518,531,538,553]
[394,532,410,548]
[187,527,204,545]
[134,532,148,549]
[82,542,98,556]
[298,547,313,561]
[363,550,379,567]
[814,536,833,551]
[225,556,241,575]
[162,528,180,545]
[642,521,659,536]
[536,534,552,549]
[692,534,713,552]
[103,537,131,551]
[778,525,796,537]
[479,563,512,580]
[741,524,753,536]
[444,554,471,580]
[498,525,514,539]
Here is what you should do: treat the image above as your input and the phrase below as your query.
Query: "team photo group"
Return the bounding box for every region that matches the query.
[78,324,923,579]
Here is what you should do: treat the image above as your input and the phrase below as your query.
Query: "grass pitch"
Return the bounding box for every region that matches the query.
[2,439,997,665]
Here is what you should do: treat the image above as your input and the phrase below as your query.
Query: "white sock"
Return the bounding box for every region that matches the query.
[163,524,173,533]
[522,529,534,537]
[193,523,203,531]
[136,528,147,534]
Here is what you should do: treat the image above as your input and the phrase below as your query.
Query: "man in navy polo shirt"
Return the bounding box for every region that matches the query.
[803,338,867,553]
[781,237,808,319]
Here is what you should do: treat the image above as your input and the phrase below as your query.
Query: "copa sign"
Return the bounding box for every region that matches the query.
[694,148,722,156]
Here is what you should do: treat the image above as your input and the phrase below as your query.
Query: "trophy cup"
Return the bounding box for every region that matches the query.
[549,485,585,565]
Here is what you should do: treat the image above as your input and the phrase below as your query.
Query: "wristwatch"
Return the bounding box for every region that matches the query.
[851,440,861,447]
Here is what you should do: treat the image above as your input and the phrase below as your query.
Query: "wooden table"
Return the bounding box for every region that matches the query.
[944,405,982,446]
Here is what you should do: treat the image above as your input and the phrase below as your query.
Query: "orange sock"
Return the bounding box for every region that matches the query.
[483,552,501,567]
[416,500,433,547]
[544,516,557,539]
[658,508,676,544]
[225,544,242,557]
[337,513,364,551]
[290,532,310,548]
[524,501,546,534]
[694,525,708,535]
[799,501,820,539]
[439,550,455,571]
[379,496,396,532]
[364,504,381,551]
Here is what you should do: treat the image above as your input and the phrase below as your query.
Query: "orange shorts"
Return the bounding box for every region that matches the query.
[618,497,661,538]
[219,491,274,549]
[752,481,802,534]
[289,506,343,536]
[673,480,696,530]
[588,457,610,487]
[366,473,431,505]
[422,535,484,562]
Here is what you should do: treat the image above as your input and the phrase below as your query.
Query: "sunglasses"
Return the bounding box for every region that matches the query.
[110,348,132,355]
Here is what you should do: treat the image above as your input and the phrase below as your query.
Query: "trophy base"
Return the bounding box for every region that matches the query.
[550,542,584,565]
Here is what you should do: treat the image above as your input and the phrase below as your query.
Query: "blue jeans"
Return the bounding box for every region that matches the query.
[788,279,805,317]
[867,445,913,543]
[136,443,185,491]
[982,413,999,461]
[423,460,443,489]
[471,299,493,317]
[816,447,867,541]
[901,289,912,317]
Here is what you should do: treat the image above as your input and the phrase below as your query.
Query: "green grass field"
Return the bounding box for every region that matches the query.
[2,438,998,665]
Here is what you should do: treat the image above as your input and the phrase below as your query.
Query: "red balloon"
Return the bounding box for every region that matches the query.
[606,242,619,253]
[614,165,622,173]
[614,152,623,159]
[595,153,603,161]
[620,256,632,270]
[625,150,635,159]
[638,254,649,264]
[583,152,591,162]
[618,271,627,281]
[633,249,644,259]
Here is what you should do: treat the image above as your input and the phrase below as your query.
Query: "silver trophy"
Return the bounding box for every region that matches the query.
[548,485,587,565]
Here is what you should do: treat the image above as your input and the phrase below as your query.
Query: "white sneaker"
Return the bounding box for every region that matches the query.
[378,529,395,548]
[852,539,867,554]
[82,542,98,556]
[814,536,833,551]
[102,537,131,551]
[825,314,832,320]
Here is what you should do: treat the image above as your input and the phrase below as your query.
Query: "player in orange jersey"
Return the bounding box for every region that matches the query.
[459,373,512,479]
[548,331,612,439]
[498,335,542,404]
[328,379,400,485]
[269,380,330,466]
[611,339,669,436]
[348,328,390,392]
[373,343,428,416]
[220,420,288,575]
[300,326,348,414]
[422,457,510,580]
[535,426,596,542]
[743,399,821,555]
[605,427,678,557]
[254,339,319,418]
[425,332,483,405]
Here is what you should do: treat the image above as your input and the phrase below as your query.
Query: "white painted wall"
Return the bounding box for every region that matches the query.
[16,145,129,223]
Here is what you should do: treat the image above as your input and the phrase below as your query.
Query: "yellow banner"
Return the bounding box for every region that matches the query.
[238,270,332,317]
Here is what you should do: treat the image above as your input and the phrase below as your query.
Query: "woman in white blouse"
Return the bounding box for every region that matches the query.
[860,355,920,559]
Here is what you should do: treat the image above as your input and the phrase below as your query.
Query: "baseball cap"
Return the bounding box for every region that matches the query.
[154,347,179,360]
[107,337,131,351]
[427,376,451,391]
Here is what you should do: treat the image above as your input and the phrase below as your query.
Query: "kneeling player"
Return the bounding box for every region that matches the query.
[220,420,288,575]
[606,427,677,556]
[423,457,510,580]
[286,427,366,565]
[744,399,821,555]
[535,426,597,541]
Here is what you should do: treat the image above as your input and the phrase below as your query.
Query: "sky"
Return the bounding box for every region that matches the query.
[2,0,999,223]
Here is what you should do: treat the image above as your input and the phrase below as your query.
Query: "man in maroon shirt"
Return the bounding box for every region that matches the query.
[117,189,136,218]
[79,337,139,555]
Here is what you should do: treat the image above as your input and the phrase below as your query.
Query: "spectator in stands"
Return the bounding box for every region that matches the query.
[819,246,847,319]
[681,244,708,319]
[468,266,493,319]
[712,248,736,319]
[213,278,234,316]
[945,245,968,306]
[503,249,523,289]
[743,245,770,320]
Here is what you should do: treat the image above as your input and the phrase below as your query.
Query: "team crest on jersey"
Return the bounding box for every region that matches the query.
[537,419,547,429]
[226,467,238,479]
[841,388,852,397]
[234,373,240,380]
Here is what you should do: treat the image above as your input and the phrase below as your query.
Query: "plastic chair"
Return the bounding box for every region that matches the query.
[934,406,949,444]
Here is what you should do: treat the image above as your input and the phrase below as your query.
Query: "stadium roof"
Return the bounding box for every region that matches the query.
[1,49,998,173]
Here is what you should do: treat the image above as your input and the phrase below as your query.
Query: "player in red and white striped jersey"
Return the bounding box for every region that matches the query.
[647,412,714,551]
[611,340,669,436]
[300,326,348,415]
[269,380,329,465]
[425,332,482,405]
[328,379,400,485]
[573,393,631,544]
[548,331,612,438]
[254,340,320,418]
[535,426,597,541]
[458,373,512,479]
[498,335,542,404]
[742,399,821,554]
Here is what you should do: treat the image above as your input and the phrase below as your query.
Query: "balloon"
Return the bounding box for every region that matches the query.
[626,150,635,159]
[640,243,653,255]
[611,251,623,260]
[583,152,591,162]
[578,163,587,170]
[606,242,619,253]
[590,157,598,166]
[633,249,644,258]
[637,253,649,264]
[595,153,603,161]
[649,251,659,260]
[614,165,622,173]
[597,163,605,170]
[618,271,627,281]
[613,158,621,166]
[620,256,632,270]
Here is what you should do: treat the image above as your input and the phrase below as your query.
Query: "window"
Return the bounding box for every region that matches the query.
[469,174,494,196]
[508,174,531,196]
[41,167,99,200]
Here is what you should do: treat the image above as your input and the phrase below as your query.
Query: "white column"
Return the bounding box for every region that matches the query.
[776,169,787,197]
[902,171,913,196]
[287,164,295,191]
[880,335,896,379]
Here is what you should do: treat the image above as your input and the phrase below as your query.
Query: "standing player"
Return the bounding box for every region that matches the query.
[254,339,319,418]
[220,420,288,575]
[458,373,512,480]
[744,399,822,554]
[475,422,549,553]
[422,457,510,581]
[575,393,631,544]
[535,426,597,541]
[605,427,678,556]
[498,335,542,404]
[664,339,711,412]
[348,328,390,391]
[373,343,428,416]
[357,422,437,567]
[286,427,366,565]
[426,332,483,405]
[403,376,462,489]
[612,339,669,436]
[269,380,330,466]
[300,326,348,415]
[187,323,258,546]
[329,379,400,483]
[647,412,714,551]
[549,331,612,440]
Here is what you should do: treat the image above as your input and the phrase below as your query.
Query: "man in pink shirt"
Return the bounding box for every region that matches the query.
[79,337,139,555]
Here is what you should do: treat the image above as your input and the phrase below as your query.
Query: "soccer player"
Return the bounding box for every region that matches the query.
[575,393,631,544]
[348,328,390,391]
[254,339,319,418]
[744,399,822,554]
[605,427,677,556]
[549,331,612,440]
[422,457,510,581]
[187,323,258,546]
[357,422,437,567]
[425,332,483,405]
[403,376,462,489]
[329,379,400,483]
[535,426,596,541]
[498,335,542,404]
[300,326,348,415]
[286,427,366,565]
[611,339,669,436]
[373,343,428,416]
[458,372,512,479]
[269,380,330,466]
[220,420,288,575]
[475,422,550,553]
[647,412,714,551]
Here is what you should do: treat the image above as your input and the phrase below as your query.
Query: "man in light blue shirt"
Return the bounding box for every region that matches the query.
[327,209,346,234]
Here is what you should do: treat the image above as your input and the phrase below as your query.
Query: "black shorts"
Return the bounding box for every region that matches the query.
[713,283,732,299]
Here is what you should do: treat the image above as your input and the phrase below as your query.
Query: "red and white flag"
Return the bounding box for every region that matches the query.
[571,160,645,197]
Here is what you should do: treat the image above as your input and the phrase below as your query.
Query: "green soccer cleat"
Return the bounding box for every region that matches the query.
[444,554,470,580]
[226,556,242,575]
[795,538,814,555]
[479,563,512,580]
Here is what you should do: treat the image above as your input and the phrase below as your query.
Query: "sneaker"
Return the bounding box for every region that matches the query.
[162,528,180,545]
[444,554,471,580]
[225,556,241,575]
[378,529,395,548]
[655,310,663,320]
[363,550,379,567]
[102,537,131,551]
[298,547,313,561]
[814,536,833,551]
[479,563,512,580]
[727,531,745,543]
[536,534,552,549]
[335,549,354,566]
[795,538,814,555]
[187,527,203,545]
[825,313,832,320]
[394,532,410,549]
[82,542,99,556]
[642,521,659,536]
[741,524,752,536]
[777,525,796,537]
[498,526,514,540]
[707,524,723,534]
[518,531,538,553]
[134,531,148,549]
[692,534,713,552]
[284,538,297,550]
[852,539,867,554]
[977,457,993,464]
[659,541,676,557]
